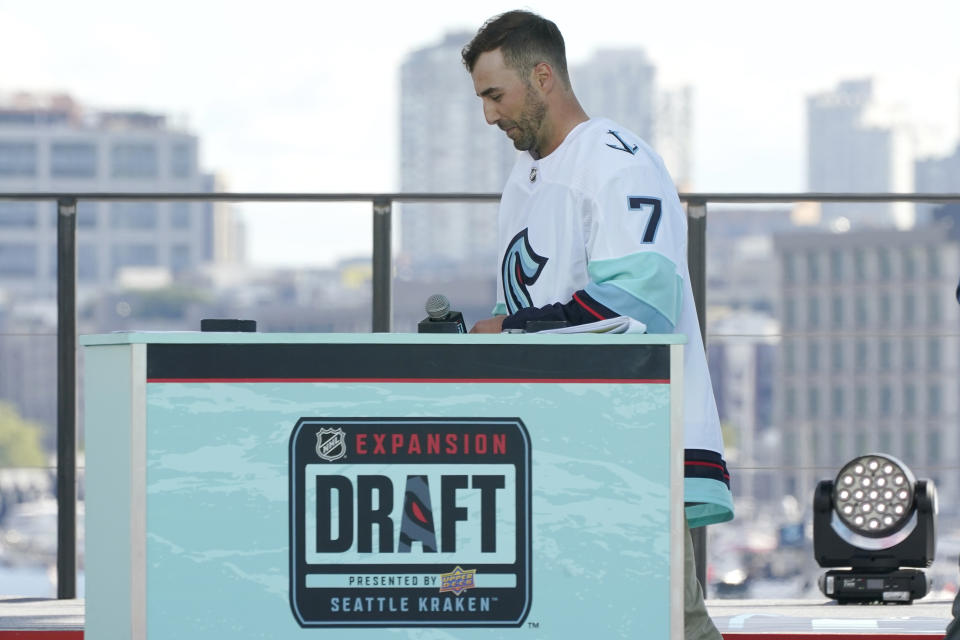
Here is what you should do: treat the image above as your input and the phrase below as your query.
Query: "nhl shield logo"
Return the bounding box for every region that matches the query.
[315,428,346,461]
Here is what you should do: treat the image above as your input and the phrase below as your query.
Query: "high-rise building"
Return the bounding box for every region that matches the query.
[399,33,516,273]
[773,225,960,514]
[0,92,242,299]
[806,79,914,229]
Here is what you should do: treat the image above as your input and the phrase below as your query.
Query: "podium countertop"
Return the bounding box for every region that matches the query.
[80,331,688,346]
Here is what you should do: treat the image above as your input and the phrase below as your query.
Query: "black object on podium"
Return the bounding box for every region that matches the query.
[201,319,257,332]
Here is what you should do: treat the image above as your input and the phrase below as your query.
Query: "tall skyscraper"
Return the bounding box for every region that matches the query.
[807,79,914,229]
[0,92,242,299]
[399,33,516,273]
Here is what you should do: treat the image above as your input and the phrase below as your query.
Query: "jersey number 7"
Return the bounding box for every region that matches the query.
[628,197,662,244]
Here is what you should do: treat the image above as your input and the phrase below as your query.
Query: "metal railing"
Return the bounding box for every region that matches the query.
[2,190,960,599]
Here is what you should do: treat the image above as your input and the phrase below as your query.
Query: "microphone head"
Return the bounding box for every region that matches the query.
[425,294,451,319]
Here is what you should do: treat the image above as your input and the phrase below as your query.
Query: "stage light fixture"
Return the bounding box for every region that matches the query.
[813,453,937,604]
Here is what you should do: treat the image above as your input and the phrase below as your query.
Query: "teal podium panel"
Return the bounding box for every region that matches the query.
[81,333,685,639]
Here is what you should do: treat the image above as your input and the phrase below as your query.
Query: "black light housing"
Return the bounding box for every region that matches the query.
[813,453,937,604]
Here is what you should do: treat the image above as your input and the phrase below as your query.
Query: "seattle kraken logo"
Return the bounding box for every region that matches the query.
[501,229,547,314]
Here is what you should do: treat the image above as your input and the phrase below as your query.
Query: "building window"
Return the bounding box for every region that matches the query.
[783,253,795,284]
[807,250,820,283]
[785,387,796,416]
[927,292,940,326]
[927,248,939,277]
[0,202,37,227]
[856,387,868,417]
[170,142,194,178]
[903,293,916,327]
[879,385,892,417]
[879,339,892,371]
[855,340,868,369]
[785,299,796,330]
[830,250,843,280]
[855,296,868,326]
[902,249,916,281]
[111,244,158,274]
[831,340,844,372]
[904,384,916,417]
[0,142,37,176]
[831,295,844,328]
[111,142,158,178]
[807,342,820,373]
[927,385,941,417]
[927,338,940,372]
[0,243,37,276]
[927,430,941,464]
[807,296,820,329]
[808,387,820,419]
[903,338,916,372]
[878,294,892,327]
[78,244,98,281]
[110,203,158,229]
[877,248,892,279]
[831,388,844,418]
[784,340,795,374]
[170,202,191,228]
[51,142,97,178]
[854,249,867,281]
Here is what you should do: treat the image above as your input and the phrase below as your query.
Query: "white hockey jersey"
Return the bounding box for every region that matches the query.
[493,117,733,527]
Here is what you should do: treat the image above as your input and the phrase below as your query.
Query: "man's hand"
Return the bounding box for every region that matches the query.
[470,315,506,333]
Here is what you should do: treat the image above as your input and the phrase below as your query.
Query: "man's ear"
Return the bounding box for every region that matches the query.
[531,61,554,92]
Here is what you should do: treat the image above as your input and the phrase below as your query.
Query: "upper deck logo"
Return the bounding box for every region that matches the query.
[315,427,346,461]
[289,417,531,628]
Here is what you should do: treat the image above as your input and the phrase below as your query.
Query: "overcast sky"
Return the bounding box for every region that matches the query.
[2,0,958,266]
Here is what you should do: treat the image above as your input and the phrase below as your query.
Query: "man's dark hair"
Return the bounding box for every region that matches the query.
[462,10,570,85]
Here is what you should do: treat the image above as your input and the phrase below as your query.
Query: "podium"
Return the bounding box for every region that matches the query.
[81,333,685,638]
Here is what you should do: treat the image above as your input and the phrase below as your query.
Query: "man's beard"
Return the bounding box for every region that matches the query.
[507,85,547,152]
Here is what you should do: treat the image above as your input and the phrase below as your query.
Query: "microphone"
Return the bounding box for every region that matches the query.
[417,294,467,333]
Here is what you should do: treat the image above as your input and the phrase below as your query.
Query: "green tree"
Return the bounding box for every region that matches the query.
[0,402,47,467]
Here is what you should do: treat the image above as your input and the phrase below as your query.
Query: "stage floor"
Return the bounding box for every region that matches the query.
[710,597,955,637]
[0,596,954,637]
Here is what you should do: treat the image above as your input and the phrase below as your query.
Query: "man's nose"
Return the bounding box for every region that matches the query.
[482,100,498,125]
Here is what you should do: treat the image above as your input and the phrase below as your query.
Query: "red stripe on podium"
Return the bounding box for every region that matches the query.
[724,634,940,639]
[146,377,671,384]
[0,632,83,639]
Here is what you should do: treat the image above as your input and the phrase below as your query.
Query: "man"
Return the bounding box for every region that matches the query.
[462,11,733,639]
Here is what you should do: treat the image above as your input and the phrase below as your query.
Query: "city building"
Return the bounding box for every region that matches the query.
[0,92,243,299]
[398,33,515,273]
[807,79,914,229]
[773,223,960,514]
[0,92,243,445]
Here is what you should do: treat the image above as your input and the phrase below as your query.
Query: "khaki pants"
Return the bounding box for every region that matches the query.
[684,517,722,640]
